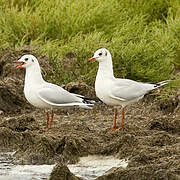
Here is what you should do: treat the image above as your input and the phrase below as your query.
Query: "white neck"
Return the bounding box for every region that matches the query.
[25,64,44,86]
[97,56,114,79]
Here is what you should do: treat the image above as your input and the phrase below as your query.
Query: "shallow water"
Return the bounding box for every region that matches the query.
[0,152,54,180]
[0,153,128,180]
[68,155,128,180]
[0,152,14,178]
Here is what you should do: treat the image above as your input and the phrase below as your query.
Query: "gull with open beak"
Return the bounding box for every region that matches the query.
[89,48,168,131]
[14,54,94,130]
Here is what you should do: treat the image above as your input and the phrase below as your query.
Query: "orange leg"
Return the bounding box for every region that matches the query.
[118,107,125,129]
[49,110,54,128]
[45,112,50,131]
[109,107,118,131]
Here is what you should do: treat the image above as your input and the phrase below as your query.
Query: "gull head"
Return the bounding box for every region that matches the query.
[14,54,39,69]
[89,48,111,63]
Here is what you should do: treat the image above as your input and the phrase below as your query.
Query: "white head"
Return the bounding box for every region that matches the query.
[89,48,111,63]
[14,54,39,69]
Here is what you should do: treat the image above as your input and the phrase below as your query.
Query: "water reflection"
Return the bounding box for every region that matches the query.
[0,153,128,180]
[0,152,54,180]
[68,155,128,180]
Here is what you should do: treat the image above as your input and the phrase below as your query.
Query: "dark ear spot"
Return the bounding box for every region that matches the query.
[32,59,34,62]
[105,51,107,56]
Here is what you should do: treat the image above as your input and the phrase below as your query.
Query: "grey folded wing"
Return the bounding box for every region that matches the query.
[38,87,85,107]
[110,79,150,101]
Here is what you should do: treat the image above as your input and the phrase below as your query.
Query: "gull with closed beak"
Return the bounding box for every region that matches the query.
[89,48,168,131]
[14,54,94,130]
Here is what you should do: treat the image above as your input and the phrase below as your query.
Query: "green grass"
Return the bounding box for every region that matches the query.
[0,0,180,89]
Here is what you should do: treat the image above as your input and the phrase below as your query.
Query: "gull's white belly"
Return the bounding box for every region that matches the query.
[95,81,123,106]
[96,87,139,107]
[24,86,51,109]
[96,90,124,106]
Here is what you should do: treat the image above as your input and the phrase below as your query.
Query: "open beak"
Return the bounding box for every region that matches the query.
[89,57,96,62]
[13,60,25,69]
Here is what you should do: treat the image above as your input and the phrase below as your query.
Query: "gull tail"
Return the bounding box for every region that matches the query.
[80,97,96,109]
[72,92,96,109]
[79,104,94,109]
[154,80,170,88]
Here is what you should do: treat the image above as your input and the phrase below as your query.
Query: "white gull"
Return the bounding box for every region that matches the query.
[89,48,168,131]
[14,54,94,130]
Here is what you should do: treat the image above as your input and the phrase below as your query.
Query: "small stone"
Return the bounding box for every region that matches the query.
[0,110,3,115]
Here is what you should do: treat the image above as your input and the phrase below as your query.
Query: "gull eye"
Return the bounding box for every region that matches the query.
[98,52,102,56]
[24,58,28,61]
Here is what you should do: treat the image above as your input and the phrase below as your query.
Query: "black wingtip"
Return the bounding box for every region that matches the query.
[154,80,170,88]
[82,98,96,104]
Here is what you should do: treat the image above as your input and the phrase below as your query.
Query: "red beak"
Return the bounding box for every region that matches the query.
[13,60,25,69]
[89,57,96,62]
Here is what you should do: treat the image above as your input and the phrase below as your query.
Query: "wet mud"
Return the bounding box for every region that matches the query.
[0,49,179,179]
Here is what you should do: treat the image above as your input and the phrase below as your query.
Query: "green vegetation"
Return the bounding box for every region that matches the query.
[0,0,180,89]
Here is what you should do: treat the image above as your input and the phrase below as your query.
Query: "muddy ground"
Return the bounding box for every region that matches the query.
[0,49,180,180]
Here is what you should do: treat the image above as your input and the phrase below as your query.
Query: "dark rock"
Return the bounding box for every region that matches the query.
[0,85,24,113]
[158,97,179,114]
[0,115,39,131]
[148,117,180,134]
[49,163,83,180]
[0,127,21,150]
[65,81,96,100]
[97,158,180,180]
